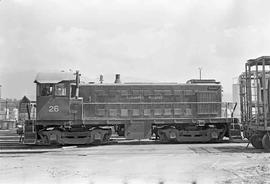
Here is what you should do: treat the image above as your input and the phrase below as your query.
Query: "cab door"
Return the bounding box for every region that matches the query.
[70,98,83,122]
[69,84,83,123]
[36,82,71,121]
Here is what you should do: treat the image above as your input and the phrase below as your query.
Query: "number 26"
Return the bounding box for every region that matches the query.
[49,105,59,112]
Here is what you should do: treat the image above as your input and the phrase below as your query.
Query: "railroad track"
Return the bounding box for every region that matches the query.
[0,129,28,150]
[0,129,244,152]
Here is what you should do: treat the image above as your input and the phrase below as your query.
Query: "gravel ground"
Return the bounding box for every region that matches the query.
[1,142,270,184]
[1,130,270,184]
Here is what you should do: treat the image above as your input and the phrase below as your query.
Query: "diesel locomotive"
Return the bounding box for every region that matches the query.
[23,71,239,145]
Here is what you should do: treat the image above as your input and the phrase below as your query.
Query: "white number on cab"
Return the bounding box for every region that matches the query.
[48,105,59,112]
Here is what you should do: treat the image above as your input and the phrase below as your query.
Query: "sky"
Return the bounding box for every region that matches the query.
[1,0,270,100]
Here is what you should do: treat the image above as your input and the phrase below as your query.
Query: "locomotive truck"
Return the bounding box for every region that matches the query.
[23,71,239,145]
[239,56,270,150]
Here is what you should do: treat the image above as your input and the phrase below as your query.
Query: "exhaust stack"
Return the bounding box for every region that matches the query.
[99,75,104,84]
[114,74,121,84]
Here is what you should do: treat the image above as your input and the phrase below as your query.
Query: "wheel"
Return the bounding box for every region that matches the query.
[102,133,111,144]
[159,132,168,142]
[262,133,270,150]
[250,134,263,149]
[92,140,102,146]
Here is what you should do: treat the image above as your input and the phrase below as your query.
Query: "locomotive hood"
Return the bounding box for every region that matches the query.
[34,72,76,84]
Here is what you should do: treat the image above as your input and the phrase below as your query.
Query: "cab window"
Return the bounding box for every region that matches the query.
[40,84,53,96]
[55,83,67,96]
[71,85,76,98]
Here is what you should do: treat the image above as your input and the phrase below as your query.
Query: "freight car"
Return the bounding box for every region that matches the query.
[23,71,239,145]
[239,56,270,150]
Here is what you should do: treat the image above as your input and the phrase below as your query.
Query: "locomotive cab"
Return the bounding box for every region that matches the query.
[35,72,83,125]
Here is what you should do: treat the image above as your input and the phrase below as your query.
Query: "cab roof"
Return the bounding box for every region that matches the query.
[34,72,75,84]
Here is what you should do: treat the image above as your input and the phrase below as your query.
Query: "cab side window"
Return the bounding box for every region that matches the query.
[55,83,67,96]
[40,84,53,96]
[71,85,76,98]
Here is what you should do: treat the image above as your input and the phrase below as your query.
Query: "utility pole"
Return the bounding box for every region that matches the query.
[5,99,7,120]
[199,67,202,80]
[0,85,1,118]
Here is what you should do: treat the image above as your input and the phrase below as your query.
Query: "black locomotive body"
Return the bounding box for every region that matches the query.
[23,71,237,145]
